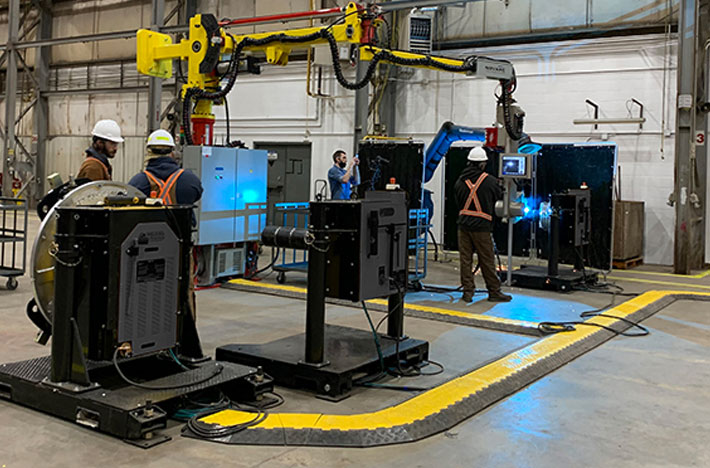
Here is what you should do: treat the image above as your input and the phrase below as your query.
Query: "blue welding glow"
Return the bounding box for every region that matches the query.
[518,195,538,220]
[518,143,542,154]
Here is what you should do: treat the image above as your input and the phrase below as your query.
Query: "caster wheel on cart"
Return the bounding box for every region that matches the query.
[6,277,18,290]
[277,272,286,284]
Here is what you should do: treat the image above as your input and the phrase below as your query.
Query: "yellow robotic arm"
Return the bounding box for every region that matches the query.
[138,2,366,97]
[136,2,521,146]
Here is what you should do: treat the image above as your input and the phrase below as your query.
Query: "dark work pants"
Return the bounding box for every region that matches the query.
[458,229,502,295]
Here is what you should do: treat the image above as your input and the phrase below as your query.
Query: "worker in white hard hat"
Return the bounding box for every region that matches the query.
[454,146,511,303]
[77,119,124,181]
[128,129,203,206]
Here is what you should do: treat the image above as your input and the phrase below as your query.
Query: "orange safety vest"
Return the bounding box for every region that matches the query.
[459,172,492,221]
[143,169,184,204]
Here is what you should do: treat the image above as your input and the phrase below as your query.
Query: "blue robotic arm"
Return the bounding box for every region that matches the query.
[423,121,486,183]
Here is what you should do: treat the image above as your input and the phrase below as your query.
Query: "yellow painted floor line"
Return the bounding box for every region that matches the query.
[204,290,707,432]
[612,268,710,279]
[607,275,710,290]
[228,278,537,329]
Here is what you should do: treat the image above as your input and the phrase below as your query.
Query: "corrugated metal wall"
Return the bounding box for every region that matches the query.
[438,0,676,42]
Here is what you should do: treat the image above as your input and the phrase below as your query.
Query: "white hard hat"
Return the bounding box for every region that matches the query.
[91,119,124,143]
[146,129,175,148]
[467,146,488,162]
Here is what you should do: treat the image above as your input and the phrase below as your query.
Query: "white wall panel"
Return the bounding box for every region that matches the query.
[440,0,676,41]
[483,0,531,36]
[531,0,588,30]
[440,3,485,40]
[593,0,669,24]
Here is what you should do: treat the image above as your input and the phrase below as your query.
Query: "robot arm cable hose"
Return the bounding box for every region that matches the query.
[181,24,498,145]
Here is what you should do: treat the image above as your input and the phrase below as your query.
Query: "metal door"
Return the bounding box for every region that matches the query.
[255,142,312,224]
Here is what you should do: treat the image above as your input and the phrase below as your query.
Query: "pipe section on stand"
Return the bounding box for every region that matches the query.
[261,225,309,250]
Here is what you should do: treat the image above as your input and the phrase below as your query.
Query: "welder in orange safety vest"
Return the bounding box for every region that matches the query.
[454,146,512,304]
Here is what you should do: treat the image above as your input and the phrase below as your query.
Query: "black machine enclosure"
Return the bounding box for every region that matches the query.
[356,140,424,209]
[219,191,426,400]
[51,205,196,379]
[1,203,272,445]
[552,189,591,248]
[505,188,597,292]
[310,191,408,302]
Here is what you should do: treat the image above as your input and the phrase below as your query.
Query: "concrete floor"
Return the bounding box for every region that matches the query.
[1,213,710,467]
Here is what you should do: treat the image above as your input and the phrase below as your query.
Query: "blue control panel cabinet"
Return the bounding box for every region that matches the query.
[183,145,268,246]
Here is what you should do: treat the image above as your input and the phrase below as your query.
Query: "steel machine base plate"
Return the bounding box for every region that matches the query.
[504,265,598,292]
[216,324,430,400]
[0,355,266,446]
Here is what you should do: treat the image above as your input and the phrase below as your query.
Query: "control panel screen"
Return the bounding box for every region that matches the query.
[501,156,526,176]
[499,153,532,179]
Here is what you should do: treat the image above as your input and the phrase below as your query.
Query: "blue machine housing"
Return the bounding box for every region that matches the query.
[423,121,486,183]
[183,146,268,246]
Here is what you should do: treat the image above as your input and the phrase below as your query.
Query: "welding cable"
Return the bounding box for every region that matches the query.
[538,318,649,337]
[243,248,281,280]
[537,293,649,337]
[168,348,191,371]
[172,392,232,422]
[362,301,386,373]
[185,406,266,439]
[427,228,439,262]
[373,277,406,333]
[112,348,224,390]
[386,278,446,377]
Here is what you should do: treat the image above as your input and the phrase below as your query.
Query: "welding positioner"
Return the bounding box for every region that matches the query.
[217,191,429,400]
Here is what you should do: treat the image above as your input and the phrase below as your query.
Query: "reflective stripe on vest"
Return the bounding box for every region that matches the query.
[143,169,184,204]
[459,172,493,221]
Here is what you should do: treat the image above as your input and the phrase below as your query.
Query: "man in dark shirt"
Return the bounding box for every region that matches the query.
[77,119,124,181]
[327,149,360,200]
[454,146,511,303]
[128,129,203,205]
[128,129,203,319]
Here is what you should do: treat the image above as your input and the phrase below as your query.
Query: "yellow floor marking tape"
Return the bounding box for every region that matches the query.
[228,278,537,329]
[612,268,710,279]
[205,290,705,431]
[607,276,710,290]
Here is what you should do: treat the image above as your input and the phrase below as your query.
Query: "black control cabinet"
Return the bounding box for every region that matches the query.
[310,191,408,302]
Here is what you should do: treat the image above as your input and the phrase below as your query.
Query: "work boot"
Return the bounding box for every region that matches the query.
[488,291,512,302]
[461,292,474,303]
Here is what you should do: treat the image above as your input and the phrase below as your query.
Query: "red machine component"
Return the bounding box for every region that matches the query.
[218,6,343,27]
[191,118,214,146]
[485,127,499,148]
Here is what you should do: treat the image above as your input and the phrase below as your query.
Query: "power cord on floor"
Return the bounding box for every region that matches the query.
[537,292,650,337]
[574,279,639,297]
[172,391,231,422]
[173,390,284,426]
[185,406,266,439]
[244,248,281,280]
[358,281,446,389]
[112,348,224,391]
